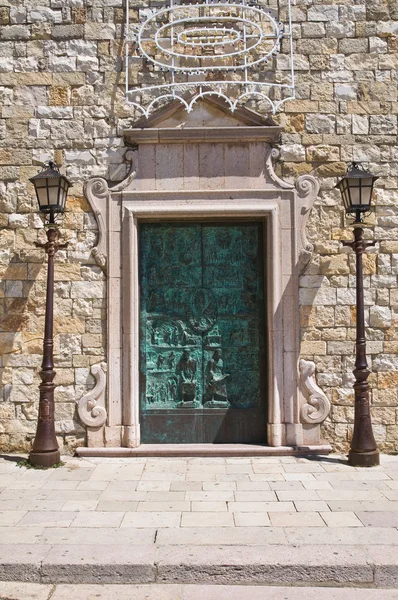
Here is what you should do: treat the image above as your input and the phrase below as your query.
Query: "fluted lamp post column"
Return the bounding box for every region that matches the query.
[28,162,71,468]
[336,163,380,468]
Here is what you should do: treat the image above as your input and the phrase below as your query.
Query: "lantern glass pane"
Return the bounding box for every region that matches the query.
[339,180,350,210]
[48,179,61,206]
[360,178,373,207]
[36,183,49,207]
[350,185,360,206]
[59,186,67,210]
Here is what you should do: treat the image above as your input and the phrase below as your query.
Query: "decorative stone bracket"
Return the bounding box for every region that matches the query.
[77,362,107,427]
[84,150,138,272]
[299,359,331,424]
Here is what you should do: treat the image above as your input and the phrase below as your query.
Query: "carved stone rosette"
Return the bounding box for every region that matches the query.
[299,359,331,424]
[77,362,107,427]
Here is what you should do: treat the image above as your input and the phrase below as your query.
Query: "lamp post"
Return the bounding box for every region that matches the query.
[28,162,71,468]
[336,163,380,467]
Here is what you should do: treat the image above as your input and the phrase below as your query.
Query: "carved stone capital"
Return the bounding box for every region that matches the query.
[77,362,107,428]
[299,359,331,424]
[84,150,138,273]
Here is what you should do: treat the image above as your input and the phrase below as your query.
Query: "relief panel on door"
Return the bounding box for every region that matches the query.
[139,221,267,443]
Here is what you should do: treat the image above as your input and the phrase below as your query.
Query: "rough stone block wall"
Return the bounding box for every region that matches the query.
[0,0,397,453]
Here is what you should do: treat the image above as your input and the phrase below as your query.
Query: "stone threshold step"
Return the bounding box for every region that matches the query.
[76,443,332,458]
[0,544,395,587]
[1,583,397,600]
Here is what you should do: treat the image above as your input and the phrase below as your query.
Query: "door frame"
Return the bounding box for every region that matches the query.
[83,138,331,451]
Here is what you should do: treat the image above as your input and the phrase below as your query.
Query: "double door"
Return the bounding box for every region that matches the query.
[139,221,267,443]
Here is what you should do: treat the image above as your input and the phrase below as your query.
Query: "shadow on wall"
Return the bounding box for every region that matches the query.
[0,217,96,454]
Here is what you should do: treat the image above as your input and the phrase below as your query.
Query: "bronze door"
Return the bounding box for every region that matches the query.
[139,221,267,444]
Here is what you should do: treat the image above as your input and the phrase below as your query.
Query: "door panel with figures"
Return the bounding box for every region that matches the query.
[139,221,267,444]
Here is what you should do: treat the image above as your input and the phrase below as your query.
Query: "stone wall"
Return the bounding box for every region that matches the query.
[0,0,397,453]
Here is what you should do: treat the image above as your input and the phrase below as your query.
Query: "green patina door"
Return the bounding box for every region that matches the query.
[139,221,267,444]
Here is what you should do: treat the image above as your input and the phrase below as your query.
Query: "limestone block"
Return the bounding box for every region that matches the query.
[301,23,325,38]
[55,419,85,434]
[308,6,339,22]
[82,333,103,348]
[0,230,14,249]
[53,25,84,40]
[72,355,91,368]
[84,23,116,40]
[327,342,355,355]
[306,145,340,162]
[0,263,27,280]
[378,373,398,390]
[352,115,369,135]
[77,56,99,71]
[299,287,336,306]
[59,334,82,355]
[335,85,357,101]
[317,372,343,387]
[370,116,398,135]
[371,275,397,288]
[370,407,396,426]
[12,368,34,385]
[280,144,306,162]
[320,255,350,275]
[49,86,70,106]
[54,402,76,421]
[9,384,39,404]
[327,21,355,39]
[71,281,106,299]
[331,405,354,423]
[320,328,347,341]
[370,36,388,53]
[300,306,335,328]
[306,114,335,134]
[372,388,398,406]
[373,353,398,371]
[73,298,93,317]
[1,25,31,40]
[300,341,327,356]
[340,39,369,54]
[0,404,15,419]
[35,106,73,119]
[0,7,10,24]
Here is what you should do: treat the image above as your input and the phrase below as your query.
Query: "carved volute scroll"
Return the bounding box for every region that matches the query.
[299,359,331,424]
[264,147,294,190]
[77,362,107,427]
[84,150,137,272]
[295,175,320,272]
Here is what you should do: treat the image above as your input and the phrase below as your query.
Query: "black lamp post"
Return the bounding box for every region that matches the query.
[336,163,380,467]
[28,162,71,467]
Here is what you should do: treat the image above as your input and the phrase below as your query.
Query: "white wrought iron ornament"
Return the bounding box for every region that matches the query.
[125,0,295,118]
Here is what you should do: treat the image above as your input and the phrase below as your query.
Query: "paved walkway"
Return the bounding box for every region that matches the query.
[0,453,398,589]
[0,582,398,600]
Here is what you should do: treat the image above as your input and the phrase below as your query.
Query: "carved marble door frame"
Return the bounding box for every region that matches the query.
[82,136,331,452]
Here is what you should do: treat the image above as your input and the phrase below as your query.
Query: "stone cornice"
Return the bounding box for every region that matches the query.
[123,126,282,145]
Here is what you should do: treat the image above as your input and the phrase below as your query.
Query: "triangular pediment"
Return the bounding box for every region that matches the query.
[132,95,278,129]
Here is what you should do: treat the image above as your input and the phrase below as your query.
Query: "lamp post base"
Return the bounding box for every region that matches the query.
[348,449,380,468]
[29,450,60,468]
